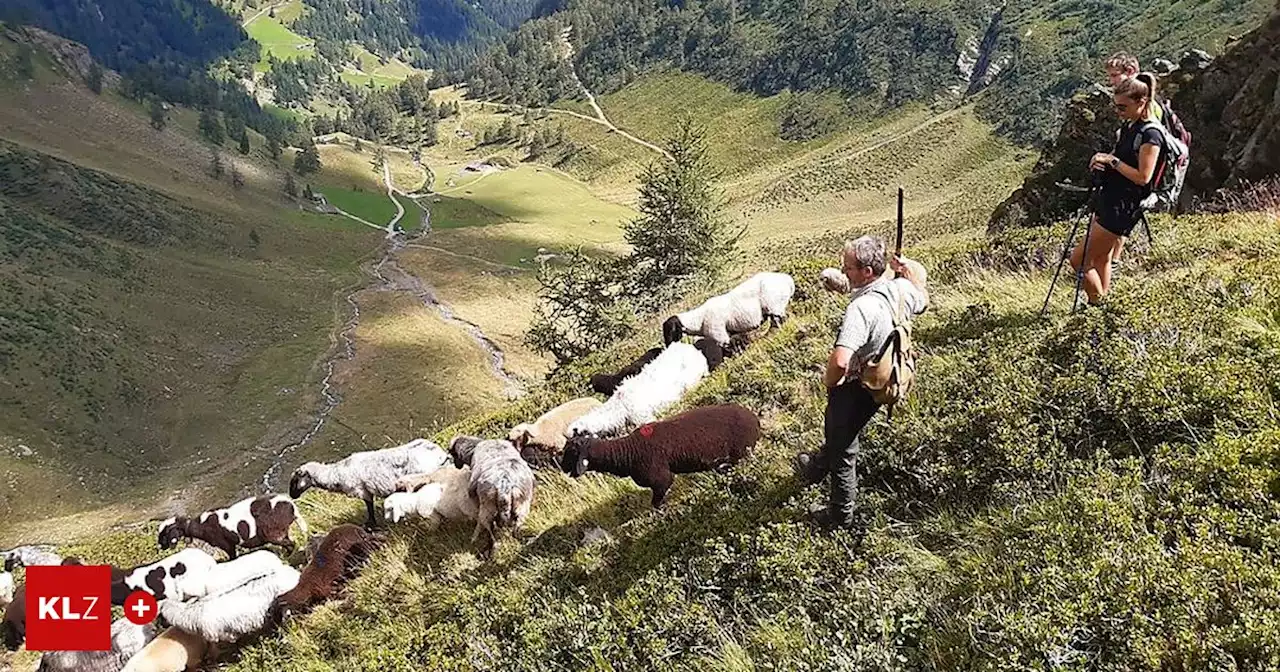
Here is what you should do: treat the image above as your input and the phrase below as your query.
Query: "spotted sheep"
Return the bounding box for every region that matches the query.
[157,494,308,560]
[109,548,219,605]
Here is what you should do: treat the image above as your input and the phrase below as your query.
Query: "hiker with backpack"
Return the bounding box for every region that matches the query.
[1071,73,1175,307]
[794,235,928,532]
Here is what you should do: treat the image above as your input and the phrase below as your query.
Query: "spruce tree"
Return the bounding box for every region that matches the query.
[294,138,321,175]
[199,108,225,145]
[238,133,251,155]
[87,62,103,94]
[623,117,733,283]
[148,98,166,130]
[284,171,298,197]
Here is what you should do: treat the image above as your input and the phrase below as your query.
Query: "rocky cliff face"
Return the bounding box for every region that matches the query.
[1175,1,1280,196]
[989,0,1279,231]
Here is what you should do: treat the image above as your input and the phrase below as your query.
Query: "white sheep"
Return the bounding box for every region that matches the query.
[0,571,12,610]
[121,627,208,672]
[159,550,300,643]
[508,397,603,457]
[662,272,795,346]
[384,465,477,527]
[447,438,535,558]
[111,548,219,604]
[36,618,156,672]
[289,438,451,528]
[819,267,850,294]
[566,341,715,438]
[2,545,62,571]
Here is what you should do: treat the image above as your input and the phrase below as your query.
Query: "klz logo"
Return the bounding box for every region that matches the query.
[25,564,111,651]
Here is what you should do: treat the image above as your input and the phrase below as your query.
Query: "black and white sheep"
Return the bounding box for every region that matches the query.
[384,465,477,526]
[120,626,208,672]
[289,438,450,528]
[159,550,300,644]
[270,524,384,622]
[2,545,62,571]
[157,494,307,560]
[662,272,795,347]
[561,404,761,508]
[508,397,603,463]
[448,437,535,558]
[566,340,722,438]
[36,618,156,672]
[590,347,662,396]
[110,548,219,605]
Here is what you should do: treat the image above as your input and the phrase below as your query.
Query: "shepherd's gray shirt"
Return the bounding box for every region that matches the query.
[835,276,928,365]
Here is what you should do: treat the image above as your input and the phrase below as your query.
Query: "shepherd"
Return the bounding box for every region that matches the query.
[795,189,929,533]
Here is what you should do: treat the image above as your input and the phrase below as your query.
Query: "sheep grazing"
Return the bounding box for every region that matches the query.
[159,550,300,644]
[289,438,450,528]
[2,544,62,571]
[0,571,12,610]
[270,524,384,622]
[157,494,307,560]
[819,267,850,294]
[448,437,536,558]
[590,347,662,396]
[508,397,603,463]
[121,627,208,672]
[567,340,720,438]
[110,548,219,605]
[36,618,156,672]
[561,404,761,508]
[662,272,795,347]
[385,465,477,526]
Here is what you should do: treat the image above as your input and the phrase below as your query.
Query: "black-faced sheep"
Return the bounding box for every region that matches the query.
[110,548,219,605]
[508,397,603,464]
[384,465,476,526]
[157,494,307,560]
[158,550,299,644]
[662,272,795,346]
[36,618,156,672]
[590,347,662,396]
[567,340,722,438]
[120,626,208,672]
[561,404,761,508]
[448,437,535,558]
[269,524,384,623]
[2,545,62,571]
[289,438,450,529]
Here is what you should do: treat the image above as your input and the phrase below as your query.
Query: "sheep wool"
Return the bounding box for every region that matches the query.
[112,548,219,604]
[36,618,156,672]
[157,494,306,560]
[820,267,851,294]
[289,438,450,527]
[665,272,795,346]
[0,572,12,610]
[385,465,477,526]
[2,545,61,571]
[451,439,535,558]
[121,627,208,672]
[160,551,300,643]
[568,341,710,438]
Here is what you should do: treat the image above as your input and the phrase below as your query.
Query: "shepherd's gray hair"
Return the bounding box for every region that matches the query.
[842,236,886,276]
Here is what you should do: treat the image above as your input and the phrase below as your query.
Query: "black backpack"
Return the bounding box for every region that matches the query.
[1137,99,1191,212]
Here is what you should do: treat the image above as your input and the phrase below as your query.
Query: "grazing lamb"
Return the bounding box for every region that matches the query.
[566,340,720,438]
[269,524,384,622]
[508,397,603,463]
[121,627,208,672]
[157,495,307,560]
[819,267,851,294]
[159,550,300,643]
[662,272,795,346]
[36,618,156,672]
[384,465,477,526]
[590,347,662,396]
[2,545,62,571]
[561,404,761,508]
[110,548,219,605]
[289,438,450,528]
[0,571,12,610]
[448,437,535,558]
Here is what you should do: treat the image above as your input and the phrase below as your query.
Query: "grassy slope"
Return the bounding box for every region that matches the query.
[245,0,314,72]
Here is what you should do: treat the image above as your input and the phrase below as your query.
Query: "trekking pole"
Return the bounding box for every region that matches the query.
[1070,172,1105,313]
[1040,179,1095,317]
[896,186,905,256]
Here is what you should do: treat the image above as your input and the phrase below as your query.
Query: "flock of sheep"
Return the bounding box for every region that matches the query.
[0,271,805,671]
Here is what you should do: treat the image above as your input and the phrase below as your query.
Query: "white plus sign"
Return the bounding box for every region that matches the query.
[131,600,151,619]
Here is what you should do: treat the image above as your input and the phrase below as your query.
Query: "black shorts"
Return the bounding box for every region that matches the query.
[1095,191,1143,237]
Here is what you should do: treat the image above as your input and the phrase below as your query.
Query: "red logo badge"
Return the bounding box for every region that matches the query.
[25,564,112,651]
[639,424,654,438]
[124,591,158,626]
